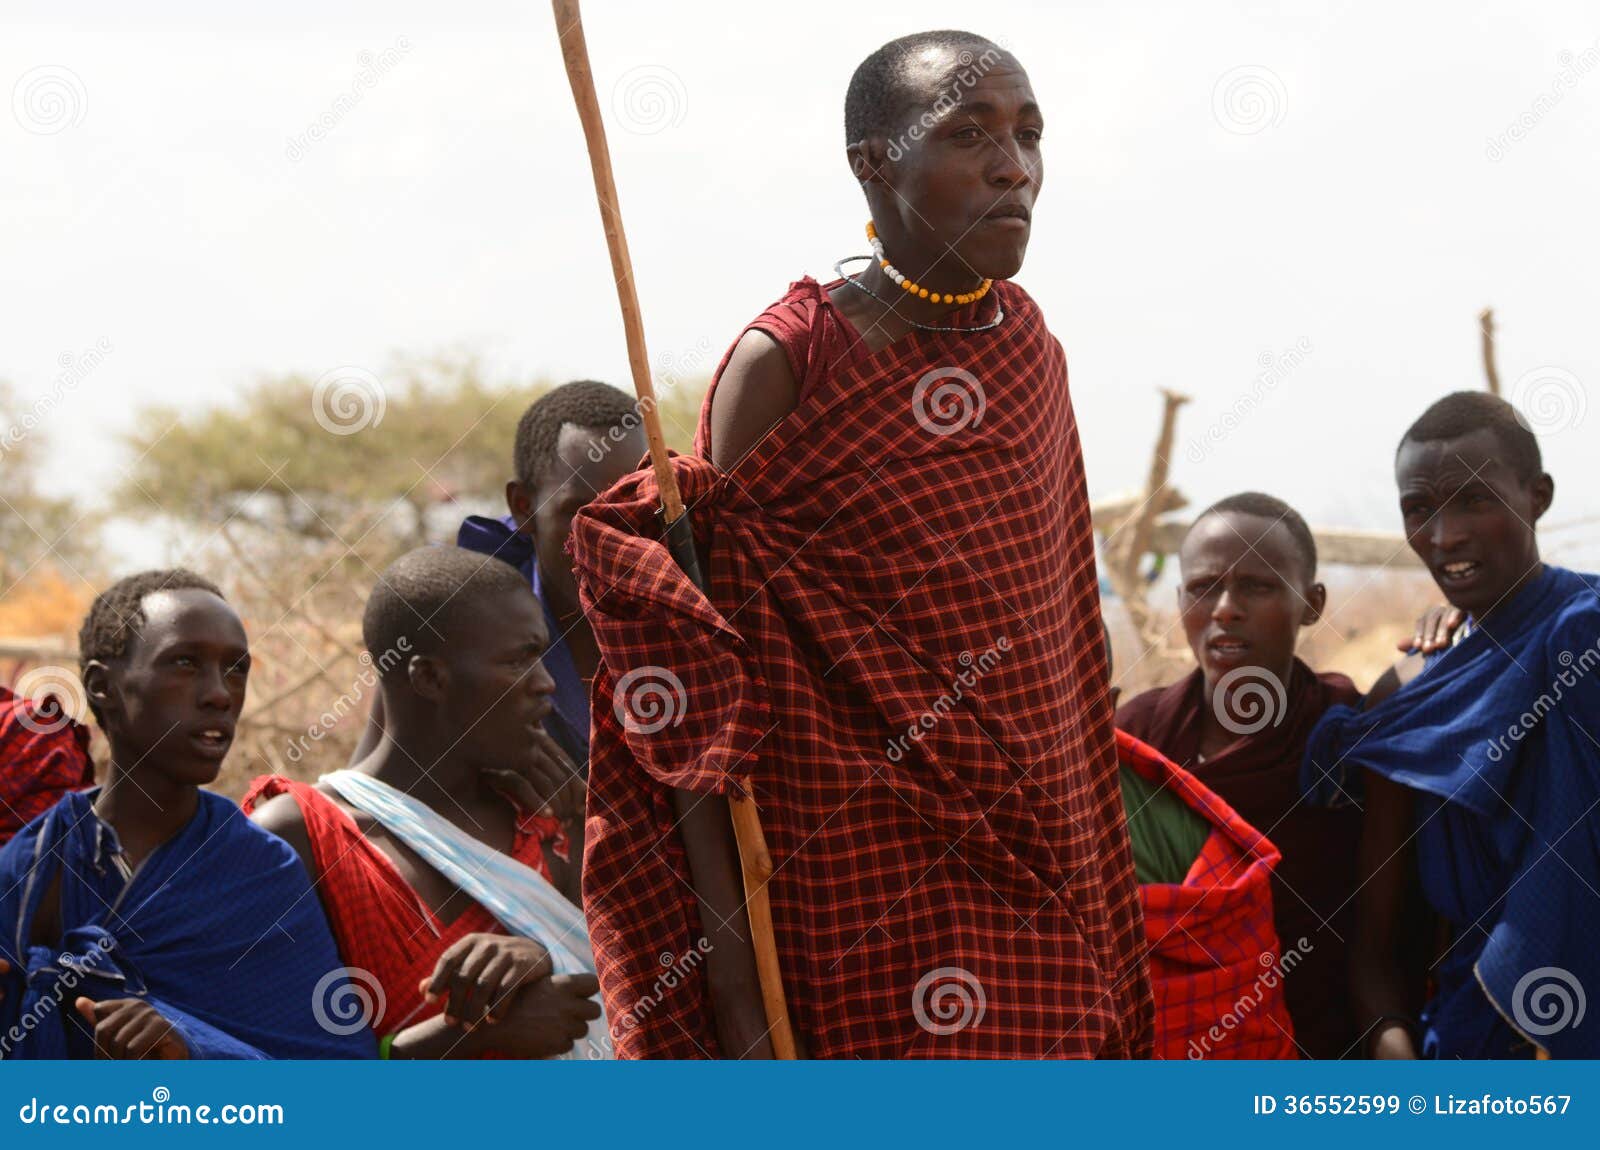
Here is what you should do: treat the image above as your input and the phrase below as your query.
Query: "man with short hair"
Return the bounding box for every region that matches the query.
[1119,492,1363,1057]
[248,547,605,1059]
[0,570,372,1059]
[571,30,1152,1058]
[1307,391,1600,1059]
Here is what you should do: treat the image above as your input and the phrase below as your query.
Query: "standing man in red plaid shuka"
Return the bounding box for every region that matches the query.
[571,30,1153,1058]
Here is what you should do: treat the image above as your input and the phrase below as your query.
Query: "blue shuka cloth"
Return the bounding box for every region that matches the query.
[0,789,375,1059]
[457,514,590,770]
[1303,565,1600,1058]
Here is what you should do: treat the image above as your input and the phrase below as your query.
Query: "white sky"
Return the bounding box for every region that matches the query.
[4,0,1598,570]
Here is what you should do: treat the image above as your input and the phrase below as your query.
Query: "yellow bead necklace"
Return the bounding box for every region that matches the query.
[865,221,992,307]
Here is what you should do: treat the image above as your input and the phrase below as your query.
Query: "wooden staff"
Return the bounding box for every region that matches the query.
[550,0,797,1059]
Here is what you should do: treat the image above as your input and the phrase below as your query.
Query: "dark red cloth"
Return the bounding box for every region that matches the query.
[571,278,1153,1059]
[1116,659,1361,1058]
[0,684,93,845]
[242,775,563,1052]
[1116,729,1296,1059]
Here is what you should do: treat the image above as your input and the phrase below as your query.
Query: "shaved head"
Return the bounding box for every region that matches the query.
[844,30,1010,146]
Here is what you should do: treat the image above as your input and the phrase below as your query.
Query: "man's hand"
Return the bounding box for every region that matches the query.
[1400,604,1465,654]
[483,729,584,822]
[75,997,188,1060]
[422,933,553,1026]
[1370,1020,1419,1059]
[470,972,602,1059]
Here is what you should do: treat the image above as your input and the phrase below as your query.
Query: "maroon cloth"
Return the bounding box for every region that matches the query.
[0,684,93,845]
[572,278,1153,1059]
[1117,659,1360,1058]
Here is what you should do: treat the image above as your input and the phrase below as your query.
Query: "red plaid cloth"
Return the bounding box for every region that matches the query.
[242,775,565,1052]
[571,278,1153,1058]
[1117,730,1296,1059]
[0,683,93,845]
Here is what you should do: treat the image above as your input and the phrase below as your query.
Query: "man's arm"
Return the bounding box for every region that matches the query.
[659,331,802,1059]
[1352,770,1420,1058]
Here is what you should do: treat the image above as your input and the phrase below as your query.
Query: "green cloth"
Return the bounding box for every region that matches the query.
[1119,765,1212,885]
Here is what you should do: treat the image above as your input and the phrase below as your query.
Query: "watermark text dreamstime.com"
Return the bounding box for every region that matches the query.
[1,338,113,459]
[887,636,1011,762]
[1186,936,1312,1059]
[16,1088,282,1127]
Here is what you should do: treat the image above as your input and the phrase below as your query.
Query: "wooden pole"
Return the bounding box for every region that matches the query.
[1480,307,1501,396]
[550,0,798,1059]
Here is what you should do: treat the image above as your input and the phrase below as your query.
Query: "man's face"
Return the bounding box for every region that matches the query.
[93,588,251,785]
[1178,512,1322,693]
[436,586,557,774]
[1396,428,1551,619]
[868,49,1043,282]
[513,421,647,611]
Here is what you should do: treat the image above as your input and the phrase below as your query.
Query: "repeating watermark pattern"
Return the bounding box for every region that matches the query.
[656,336,714,393]
[883,45,1006,161]
[1186,338,1312,463]
[312,365,387,435]
[583,338,715,466]
[311,966,387,1036]
[912,367,986,437]
[887,636,1012,762]
[0,937,116,1058]
[1486,41,1600,162]
[11,665,89,737]
[265,640,411,769]
[912,966,987,1036]
[1486,638,1600,764]
[284,38,412,162]
[1211,65,1287,136]
[1510,365,1587,436]
[1,338,113,460]
[612,665,687,734]
[12,65,87,135]
[1211,665,1287,736]
[611,65,687,135]
[1186,937,1312,1059]
[1510,966,1586,1039]
[609,936,713,1039]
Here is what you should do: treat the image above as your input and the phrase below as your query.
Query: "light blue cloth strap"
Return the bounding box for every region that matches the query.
[320,769,612,1059]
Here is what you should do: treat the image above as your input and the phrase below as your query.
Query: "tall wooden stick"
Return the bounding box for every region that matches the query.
[550,0,797,1059]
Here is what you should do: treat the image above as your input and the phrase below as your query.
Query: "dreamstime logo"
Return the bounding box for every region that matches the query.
[882,44,1006,161]
[1211,665,1286,735]
[12,666,88,736]
[1186,937,1311,1059]
[1185,338,1312,463]
[2,337,115,459]
[912,966,986,1036]
[611,65,687,135]
[284,37,412,161]
[1511,366,1586,435]
[12,66,87,134]
[1486,41,1600,161]
[1211,66,1287,135]
[886,636,1012,762]
[612,665,687,734]
[1510,966,1586,1039]
[912,367,986,436]
[311,967,386,1036]
[611,936,713,1038]
[311,366,386,435]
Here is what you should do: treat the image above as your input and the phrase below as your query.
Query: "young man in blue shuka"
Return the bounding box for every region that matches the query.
[1304,392,1600,1059]
[0,570,373,1059]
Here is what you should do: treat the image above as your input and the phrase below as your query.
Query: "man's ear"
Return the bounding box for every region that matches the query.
[1530,472,1555,523]
[847,137,891,186]
[1301,582,1327,627]
[82,659,114,726]
[505,480,537,536]
[406,653,449,704]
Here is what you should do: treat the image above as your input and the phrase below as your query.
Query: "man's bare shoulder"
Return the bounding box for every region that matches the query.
[247,789,317,873]
[706,329,799,470]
